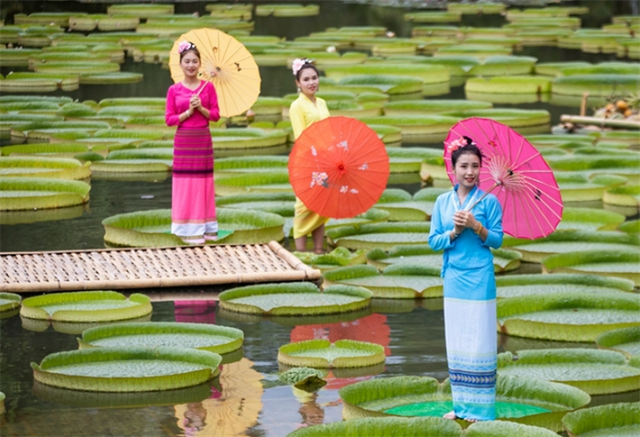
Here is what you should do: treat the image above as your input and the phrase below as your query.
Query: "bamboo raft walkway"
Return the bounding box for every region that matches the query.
[0,241,320,293]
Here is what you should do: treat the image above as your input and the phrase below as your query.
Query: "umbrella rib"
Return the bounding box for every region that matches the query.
[519,186,556,237]
[517,178,564,217]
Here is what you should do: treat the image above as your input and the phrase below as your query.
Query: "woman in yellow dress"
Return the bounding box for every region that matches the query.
[289,59,330,254]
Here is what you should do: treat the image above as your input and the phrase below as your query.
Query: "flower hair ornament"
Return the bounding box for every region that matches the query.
[447,136,475,154]
[292,58,313,76]
[178,41,196,54]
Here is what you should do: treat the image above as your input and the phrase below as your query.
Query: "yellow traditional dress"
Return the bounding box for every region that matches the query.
[289,93,330,238]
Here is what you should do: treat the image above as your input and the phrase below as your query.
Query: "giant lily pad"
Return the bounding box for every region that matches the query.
[495,274,635,299]
[32,346,220,392]
[338,75,425,95]
[498,348,640,395]
[339,375,590,432]
[558,207,625,231]
[383,99,492,116]
[219,282,371,316]
[562,401,640,437]
[0,292,21,316]
[278,339,385,368]
[604,185,640,207]
[542,249,640,285]
[32,379,214,409]
[20,291,152,322]
[323,264,443,299]
[556,173,628,202]
[79,322,243,355]
[366,244,521,273]
[552,74,640,96]
[0,177,91,211]
[287,417,561,436]
[325,64,449,84]
[102,208,283,247]
[326,222,431,250]
[597,327,640,358]
[503,230,640,263]
[374,188,435,221]
[215,170,292,196]
[293,247,367,273]
[497,291,640,342]
[0,156,91,180]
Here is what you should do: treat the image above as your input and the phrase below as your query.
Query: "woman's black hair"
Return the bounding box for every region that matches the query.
[295,61,319,81]
[179,42,201,61]
[451,136,483,167]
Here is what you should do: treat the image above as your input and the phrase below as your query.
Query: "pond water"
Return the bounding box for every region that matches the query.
[1,1,638,436]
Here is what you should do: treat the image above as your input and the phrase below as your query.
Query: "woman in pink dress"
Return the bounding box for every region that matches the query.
[165,41,221,244]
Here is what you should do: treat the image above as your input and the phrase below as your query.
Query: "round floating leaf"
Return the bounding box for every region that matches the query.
[215,170,291,196]
[0,292,21,312]
[325,64,449,84]
[498,348,640,395]
[21,291,152,322]
[503,230,639,263]
[559,207,626,231]
[366,244,521,273]
[562,401,640,437]
[32,346,220,392]
[497,291,640,342]
[80,322,243,355]
[326,222,431,250]
[278,339,385,368]
[0,177,90,211]
[339,374,590,432]
[552,74,640,96]
[293,247,367,273]
[604,185,640,207]
[287,417,464,437]
[466,76,552,94]
[219,282,372,316]
[597,327,640,358]
[0,156,91,180]
[496,273,634,299]
[323,263,443,299]
[541,249,640,285]
[383,99,492,116]
[338,75,425,95]
[32,379,213,409]
[102,208,282,247]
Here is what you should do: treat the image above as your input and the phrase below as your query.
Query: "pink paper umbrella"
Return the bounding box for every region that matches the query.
[444,117,563,239]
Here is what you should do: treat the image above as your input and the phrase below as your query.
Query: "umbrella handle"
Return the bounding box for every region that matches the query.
[465,182,498,212]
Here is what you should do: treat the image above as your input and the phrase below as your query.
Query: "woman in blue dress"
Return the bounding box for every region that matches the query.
[428,136,504,422]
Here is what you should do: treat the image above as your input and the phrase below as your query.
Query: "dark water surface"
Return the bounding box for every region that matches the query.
[1,1,639,436]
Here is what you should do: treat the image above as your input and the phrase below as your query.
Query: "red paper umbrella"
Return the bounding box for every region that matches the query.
[288,116,390,219]
[444,117,563,239]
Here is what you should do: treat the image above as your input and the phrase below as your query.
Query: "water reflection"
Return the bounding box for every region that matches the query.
[174,358,263,437]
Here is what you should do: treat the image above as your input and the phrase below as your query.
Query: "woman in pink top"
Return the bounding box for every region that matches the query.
[165,41,220,245]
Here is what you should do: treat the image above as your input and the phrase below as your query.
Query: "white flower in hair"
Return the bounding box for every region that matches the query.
[178,41,192,54]
[292,58,307,76]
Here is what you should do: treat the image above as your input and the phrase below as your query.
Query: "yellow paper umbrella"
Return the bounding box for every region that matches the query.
[169,28,261,118]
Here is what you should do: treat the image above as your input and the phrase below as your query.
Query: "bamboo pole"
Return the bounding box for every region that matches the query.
[561,115,640,130]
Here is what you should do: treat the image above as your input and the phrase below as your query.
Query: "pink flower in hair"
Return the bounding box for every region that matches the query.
[292,58,309,76]
[178,41,192,54]
[447,137,466,154]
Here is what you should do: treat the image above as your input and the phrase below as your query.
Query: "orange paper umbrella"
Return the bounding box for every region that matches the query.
[169,28,261,118]
[288,116,389,219]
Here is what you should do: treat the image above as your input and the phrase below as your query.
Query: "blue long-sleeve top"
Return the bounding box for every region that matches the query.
[428,185,503,277]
